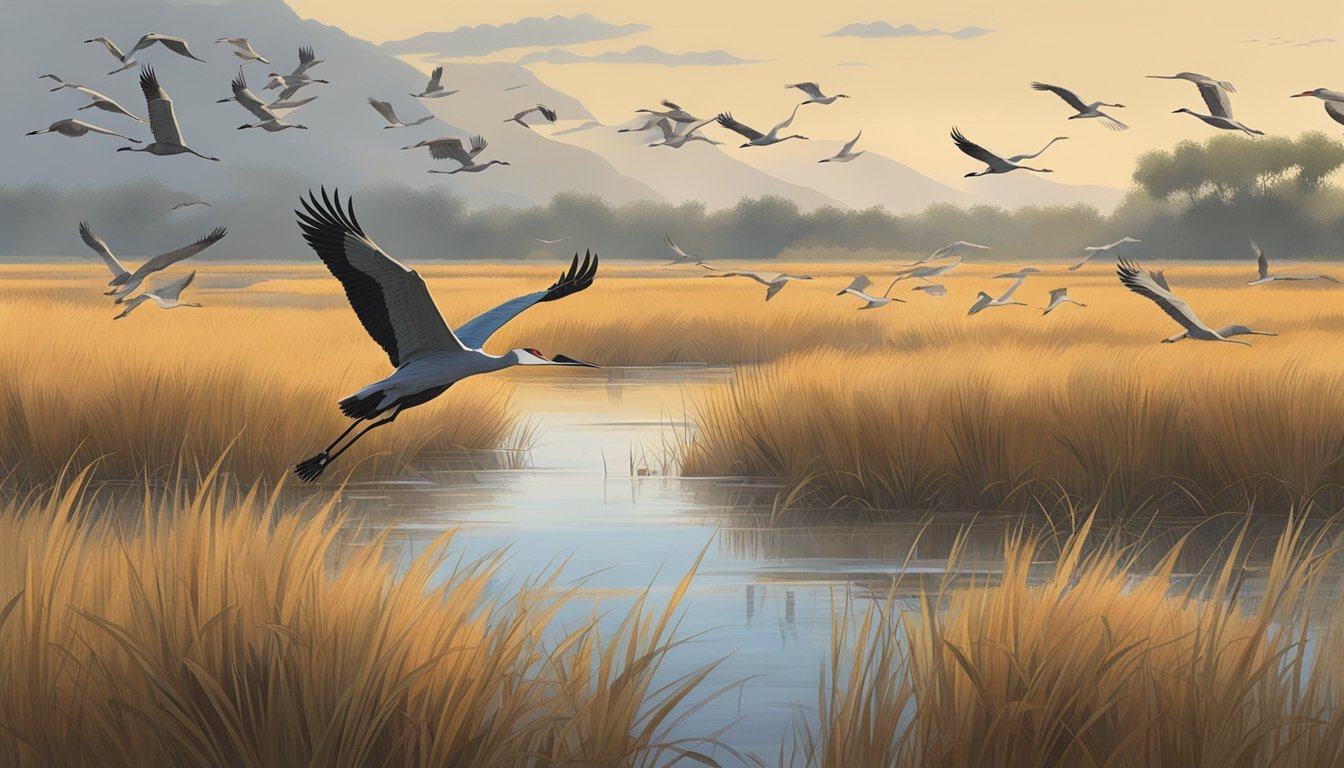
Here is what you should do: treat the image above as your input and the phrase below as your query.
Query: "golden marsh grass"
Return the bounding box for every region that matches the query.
[0,469,726,767]
[795,518,1344,767]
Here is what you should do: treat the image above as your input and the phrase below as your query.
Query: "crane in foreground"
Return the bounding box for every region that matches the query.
[113,271,202,319]
[1118,258,1256,345]
[292,188,600,481]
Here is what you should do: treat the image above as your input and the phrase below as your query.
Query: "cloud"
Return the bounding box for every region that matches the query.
[518,45,761,67]
[826,22,994,40]
[381,14,649,56]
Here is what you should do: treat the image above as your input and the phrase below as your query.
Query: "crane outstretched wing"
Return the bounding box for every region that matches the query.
[79,221,129,280]
[715,113,764,141]
[1197,81,1233,118]
[140,67,185,146]
[131,227,227,280]
[1031,81,1089,112]
[454,251,599,349]
[1251,239,1268,279]
[1117,258,1209,334]
[297,189,464,366]
[951,127,1004,167]
[786,82,824,99]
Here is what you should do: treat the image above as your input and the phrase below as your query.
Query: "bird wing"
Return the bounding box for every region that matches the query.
[1117,258,1213,335]
[1069,249,1099,271]
[426,138,472,164]
[997,276,1027,301]
[79,221,129,279]
[931,241,990,260]
[786,82,824,99]
[454,251,599,349]
[664,235,693,260]
[653,118,677,141]
[152,36,202,61]
[951,128,1008,169]
[140,67,185,145]
[661,100,684,110]
[367,97,400,124]
[64,120,137,141]
[113,294,152,319]
[1196,80,1233,118]
[839,130,862,154]
[765,281,787,301]
[90,37,127,60]
[1031,81,1089,112]
[1251,239,1268,279]
[427,66,443,91]
[715,112,764,141]
[1324,101,1344,127]
[467,135,488,159]
[131,227,227,281]
[297,189,464,367]
[1048,288,1067,302]
[230,69,276,121]
[538,104,557,122]
[292,46,319,77]
[154,270,196,301]
[769,104,801,135]
[841,275,872,294]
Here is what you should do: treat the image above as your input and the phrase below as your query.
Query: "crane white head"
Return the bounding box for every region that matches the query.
[513,348,599,367]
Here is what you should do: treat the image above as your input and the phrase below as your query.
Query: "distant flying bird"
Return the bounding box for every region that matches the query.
[952,128,1053,176]
[535,238,566,245]
[238,116,308,132]
[912,283,948,297]
[648,117,720,148]
[367,97,433,128]
[291,189,599,482]
[26,118,140,143]
[701,264,813,300]
[896,241,992,268]
[413,135,510,174]
[217,68,315,118]
[214,37,268,64]
[1117,258,1253,346]
[663,234,710,267]
[1006,136,1069,163]
[264,74,329,102]
[129,33,207,63]
[505,84,527,91]
[1041,287,1086,315]
[635,100,699,125]
[119,68,219,160]
[78,220,227,302]
[785,82,850,105]
[84,36,139,74]
[1161,75,1263,135]
[1290,89,1344,127]
[411,66,457,98]
[819,131,864,163]
[171,201,211,210]
[836,275,904,310]
[1070,236,1141,270]
[968,275,1030,315]
[716,106,809,147]
[1030,82,1127,130]
[280,46,324,78]
[1162,324,1276,344]
[886,256,963,294]
[39,75,144,122]
[504,104,557,128]
[113,270,202,319]
[1247,239,1339,285]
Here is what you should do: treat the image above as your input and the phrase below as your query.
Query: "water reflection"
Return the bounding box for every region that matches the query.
[323,365,1341,764]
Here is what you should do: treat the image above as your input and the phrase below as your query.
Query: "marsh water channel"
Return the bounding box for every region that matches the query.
[325,364,1332,763]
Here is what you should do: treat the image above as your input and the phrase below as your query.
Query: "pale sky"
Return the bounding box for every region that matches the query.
[287,0,1342,189]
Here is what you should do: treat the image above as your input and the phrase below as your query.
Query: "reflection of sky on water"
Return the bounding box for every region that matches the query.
[331,365,1342,763]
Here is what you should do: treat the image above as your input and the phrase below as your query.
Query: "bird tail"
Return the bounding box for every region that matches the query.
[338,390,384,420]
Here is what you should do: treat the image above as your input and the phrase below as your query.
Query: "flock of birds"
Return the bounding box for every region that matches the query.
[24,29,1344,478]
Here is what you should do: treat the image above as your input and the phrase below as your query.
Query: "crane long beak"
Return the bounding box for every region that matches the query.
[1290,92,1311,97]
[553,354,601,368]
